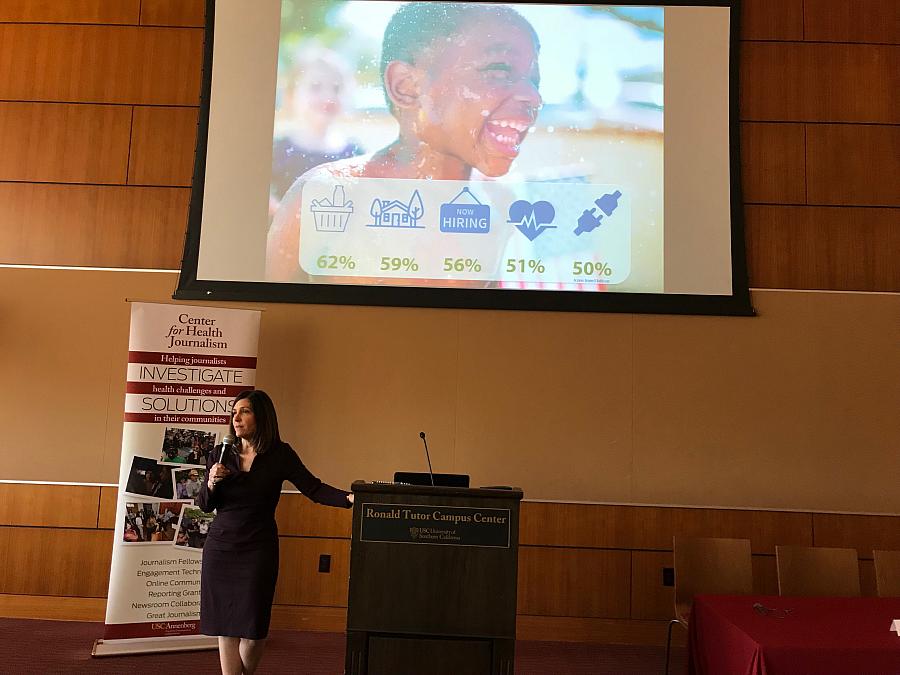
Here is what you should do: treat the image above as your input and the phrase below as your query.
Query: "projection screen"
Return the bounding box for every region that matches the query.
[176,0,752,316]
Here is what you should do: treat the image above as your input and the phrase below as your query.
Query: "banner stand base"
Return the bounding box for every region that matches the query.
[92,636,219,657]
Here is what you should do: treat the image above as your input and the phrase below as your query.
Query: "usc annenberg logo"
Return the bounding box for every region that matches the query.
[151,621,196,631]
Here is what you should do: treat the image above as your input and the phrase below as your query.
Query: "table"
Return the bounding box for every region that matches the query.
[688,595,900,675]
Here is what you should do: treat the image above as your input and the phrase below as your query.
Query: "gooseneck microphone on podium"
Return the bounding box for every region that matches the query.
[418,431,435,487]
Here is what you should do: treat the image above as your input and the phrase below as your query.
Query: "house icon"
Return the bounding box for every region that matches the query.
[367,190,425,229]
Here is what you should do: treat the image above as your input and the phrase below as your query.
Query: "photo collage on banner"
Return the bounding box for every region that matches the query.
[94,302,261,655]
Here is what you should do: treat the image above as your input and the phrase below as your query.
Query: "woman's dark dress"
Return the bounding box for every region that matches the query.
[196,441,350,639]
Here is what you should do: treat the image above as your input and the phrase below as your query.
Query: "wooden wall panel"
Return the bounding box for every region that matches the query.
[520,503,632,549]
[271,604,347,633]
[740,43,899,123]
[746,205,900,292]
[630,551,672,621]
[655,509,812,554]
[141,0,205,27]
[520,503,812,553]
[740,122,806,204]
[98,487,117,529]
[275,494,352,539]
[0,594,105,621]
[0,25,202,105]
[87,186,189,268]
[0,527,111,597]
[0,102,130,184]
[813,514,900,558]
[806,124,900,207]
[0,484,100,528]
[274,538,349,607]
[516,615,680,646]
[804,0,900,45]
[740,0,803,41]
[0,183,188,268]
[517,547,631,618]
[0,0,140,24]
[128,106,199,186]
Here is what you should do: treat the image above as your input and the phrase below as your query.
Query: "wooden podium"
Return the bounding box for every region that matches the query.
[345,481,524,675]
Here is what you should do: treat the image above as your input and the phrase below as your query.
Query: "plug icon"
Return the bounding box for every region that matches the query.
[574,190,622,236]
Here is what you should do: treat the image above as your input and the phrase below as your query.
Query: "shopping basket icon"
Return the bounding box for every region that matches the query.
[310,185,354,232]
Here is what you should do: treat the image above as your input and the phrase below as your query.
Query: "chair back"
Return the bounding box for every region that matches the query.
[775,545,860,597]
[673,536,753,622]
[873,550,900,597]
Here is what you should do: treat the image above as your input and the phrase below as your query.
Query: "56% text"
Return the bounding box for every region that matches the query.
[443,258,482,273]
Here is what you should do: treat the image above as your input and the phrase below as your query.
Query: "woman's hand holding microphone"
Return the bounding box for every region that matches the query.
[208,463,232,491]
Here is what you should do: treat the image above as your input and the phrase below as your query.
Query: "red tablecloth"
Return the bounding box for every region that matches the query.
[687,595,900,675]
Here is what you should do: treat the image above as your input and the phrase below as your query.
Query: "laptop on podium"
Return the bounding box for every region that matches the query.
[393,471,470,488]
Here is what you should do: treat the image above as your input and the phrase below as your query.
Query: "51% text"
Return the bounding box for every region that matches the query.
[506,258,546,274]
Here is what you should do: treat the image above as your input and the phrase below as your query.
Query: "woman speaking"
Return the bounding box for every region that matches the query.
[196,389,353,674]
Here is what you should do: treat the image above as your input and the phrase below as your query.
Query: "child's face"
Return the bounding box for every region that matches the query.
[293,61,345,122]
[413,16,541,177]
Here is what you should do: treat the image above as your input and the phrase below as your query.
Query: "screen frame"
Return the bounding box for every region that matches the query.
[175,0,754,317]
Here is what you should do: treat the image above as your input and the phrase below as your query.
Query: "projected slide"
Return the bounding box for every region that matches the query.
[183,1,749,315]
[266,2,662,291]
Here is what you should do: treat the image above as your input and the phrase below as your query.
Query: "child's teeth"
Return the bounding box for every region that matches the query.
[490,120,528,133]
[485,122,524,151]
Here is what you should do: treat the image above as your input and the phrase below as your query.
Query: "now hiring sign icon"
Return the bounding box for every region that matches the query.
[440,187,491,234]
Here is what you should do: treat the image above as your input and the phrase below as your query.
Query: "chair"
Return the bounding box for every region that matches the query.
[775,545,860,597]
[873,550,900,597]
[664,537,753,675]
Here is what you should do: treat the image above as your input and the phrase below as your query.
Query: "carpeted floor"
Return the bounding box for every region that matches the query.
[0,618,686,674]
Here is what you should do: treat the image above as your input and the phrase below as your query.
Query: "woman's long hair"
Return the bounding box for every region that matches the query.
[230,389,281,455]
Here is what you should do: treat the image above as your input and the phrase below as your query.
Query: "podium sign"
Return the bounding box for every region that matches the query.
[360,503,511,547]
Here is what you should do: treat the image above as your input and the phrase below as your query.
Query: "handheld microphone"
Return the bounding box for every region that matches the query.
[419,431,435,487]
[220,434,237,464]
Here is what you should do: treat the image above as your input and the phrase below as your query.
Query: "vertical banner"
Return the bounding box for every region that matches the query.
[93,302,261,657]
